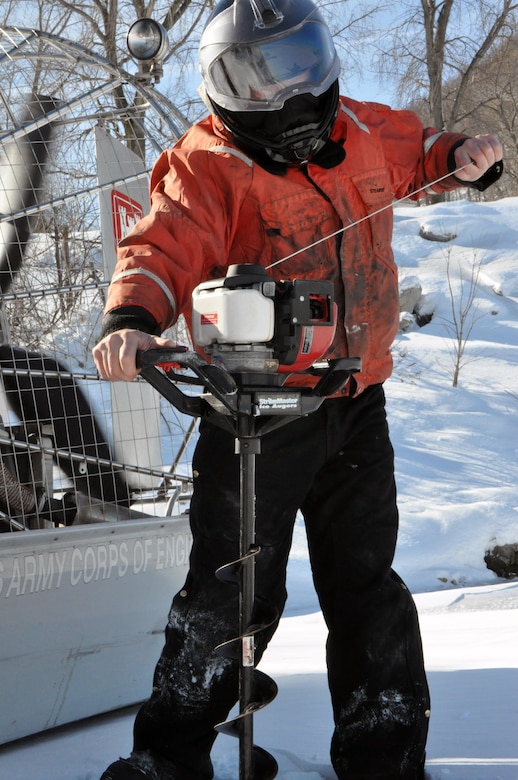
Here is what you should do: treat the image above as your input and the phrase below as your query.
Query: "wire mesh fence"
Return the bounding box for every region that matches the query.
[0,25,196,532]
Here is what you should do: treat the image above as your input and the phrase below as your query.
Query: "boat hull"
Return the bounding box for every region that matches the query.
[0,514,192,744]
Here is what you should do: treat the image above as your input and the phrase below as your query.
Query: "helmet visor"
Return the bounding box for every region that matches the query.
[201,20,339,111]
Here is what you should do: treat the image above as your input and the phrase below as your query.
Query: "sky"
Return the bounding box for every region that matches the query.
[0,0,402,115]
[0,195,517,779]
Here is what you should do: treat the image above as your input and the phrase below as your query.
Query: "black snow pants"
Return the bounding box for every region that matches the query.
[131,385,430,779]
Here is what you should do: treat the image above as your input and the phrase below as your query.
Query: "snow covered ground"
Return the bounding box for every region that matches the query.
[1,196,517,779]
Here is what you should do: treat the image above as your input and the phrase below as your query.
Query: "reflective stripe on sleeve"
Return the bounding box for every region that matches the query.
[423,131,449,193]
[111,268,176,316]
[423,131,445,156]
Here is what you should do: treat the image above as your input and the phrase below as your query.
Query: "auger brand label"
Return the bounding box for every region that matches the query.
[256,394,301,413]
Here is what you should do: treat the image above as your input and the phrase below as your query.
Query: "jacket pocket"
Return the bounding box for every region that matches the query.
[259,189,341,276]
[350,168,395,267]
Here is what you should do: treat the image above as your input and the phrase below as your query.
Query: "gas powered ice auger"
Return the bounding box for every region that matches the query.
[136,264,361,780]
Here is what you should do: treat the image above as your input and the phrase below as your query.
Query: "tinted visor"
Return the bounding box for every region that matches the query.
[202,20,339,111]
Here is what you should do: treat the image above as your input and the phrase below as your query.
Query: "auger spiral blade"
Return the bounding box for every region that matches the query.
[214,548,280,778]
[215,669,279,735]
[214,599,279,662]
[214,443,279,779]
[215,667,279,780]
[215,545,261,586]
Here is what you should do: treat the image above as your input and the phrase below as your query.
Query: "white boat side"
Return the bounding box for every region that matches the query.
[0,512,192,744]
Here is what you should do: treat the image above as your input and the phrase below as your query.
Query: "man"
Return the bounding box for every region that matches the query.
[93,1,503,778]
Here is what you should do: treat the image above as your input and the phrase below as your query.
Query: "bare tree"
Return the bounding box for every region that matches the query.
[421,0,518,131]
[454,32,518,195]
[442,248,485,387]
[1,0,211,154]
[0,14,191,360]
[373,0,518,131]
[6,1,515,188]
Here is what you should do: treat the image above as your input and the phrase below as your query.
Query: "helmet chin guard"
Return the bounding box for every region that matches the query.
[211,80,340,164]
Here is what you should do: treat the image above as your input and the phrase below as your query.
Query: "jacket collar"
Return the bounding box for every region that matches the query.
[212,114,346,175]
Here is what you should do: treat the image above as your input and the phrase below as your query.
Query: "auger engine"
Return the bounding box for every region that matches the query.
[191,264,336,375]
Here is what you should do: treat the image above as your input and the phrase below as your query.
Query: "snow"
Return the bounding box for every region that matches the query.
[1,196,518,779]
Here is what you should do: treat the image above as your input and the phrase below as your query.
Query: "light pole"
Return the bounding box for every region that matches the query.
[126,18,169,84]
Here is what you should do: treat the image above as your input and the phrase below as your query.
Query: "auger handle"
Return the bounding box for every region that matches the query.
[136,347,239,416]
[137,347,237,394]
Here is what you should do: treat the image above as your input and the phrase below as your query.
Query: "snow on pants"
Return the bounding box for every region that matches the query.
[133,385,430,780]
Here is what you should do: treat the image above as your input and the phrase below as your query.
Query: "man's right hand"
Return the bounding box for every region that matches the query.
[92,329,177,382]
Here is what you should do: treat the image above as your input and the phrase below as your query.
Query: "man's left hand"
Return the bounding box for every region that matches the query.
[454,134,503,182]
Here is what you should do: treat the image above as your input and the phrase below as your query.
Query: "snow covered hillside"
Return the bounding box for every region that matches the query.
[0,197,517,779]
[389,196,518,593]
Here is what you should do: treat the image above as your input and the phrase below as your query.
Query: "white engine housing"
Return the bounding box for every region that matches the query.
[192,285,275,347]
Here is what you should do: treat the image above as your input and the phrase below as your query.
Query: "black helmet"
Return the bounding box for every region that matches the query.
[199,0,341,164]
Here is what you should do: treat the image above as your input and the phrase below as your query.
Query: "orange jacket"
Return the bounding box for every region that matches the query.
[105,96,469,394]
